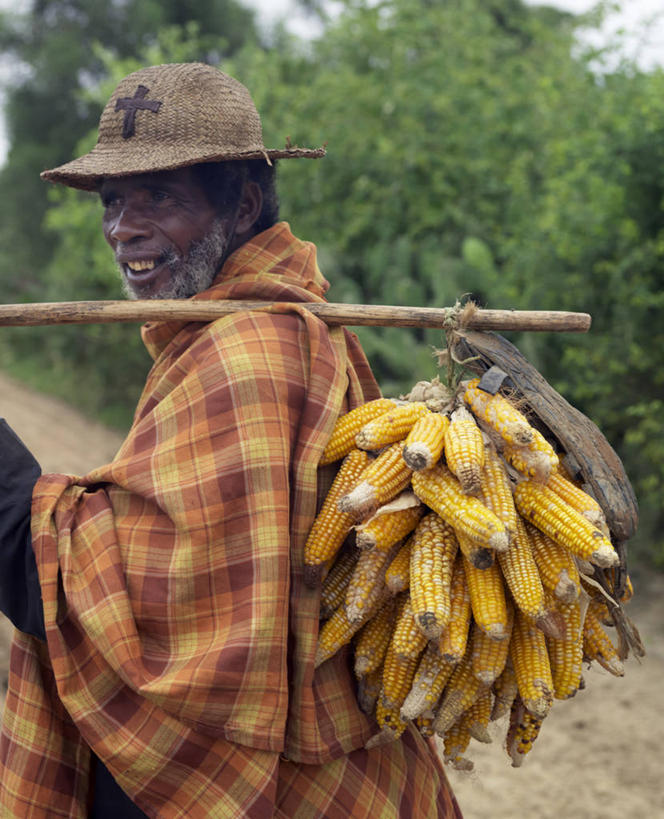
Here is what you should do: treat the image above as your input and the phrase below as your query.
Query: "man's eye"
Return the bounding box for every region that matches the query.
[152,190,172,202]
[101,193,120,208]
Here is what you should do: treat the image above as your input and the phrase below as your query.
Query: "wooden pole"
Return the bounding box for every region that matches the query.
[0,300,592,332]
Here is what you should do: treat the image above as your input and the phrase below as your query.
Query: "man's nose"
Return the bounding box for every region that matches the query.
[107,203,153,244]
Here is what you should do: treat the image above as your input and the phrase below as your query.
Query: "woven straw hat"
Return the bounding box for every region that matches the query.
[41,62,325,191]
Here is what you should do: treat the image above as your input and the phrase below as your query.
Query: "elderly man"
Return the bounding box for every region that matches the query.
[0,63,462,817]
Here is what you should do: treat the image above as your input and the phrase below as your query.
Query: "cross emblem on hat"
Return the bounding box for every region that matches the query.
[115,85,162,139]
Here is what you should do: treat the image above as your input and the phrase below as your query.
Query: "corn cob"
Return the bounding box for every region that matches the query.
[546,595,583,699]
[433,653,489,735]
[400,643,455,721]
[464,688,494,743]
[510,608,554,718]
[497,516,546,620]
[439,554,472,663]
[444,406,486,494]
[338,442,413,520]
[356,401,430,451]
[546,469,608,532]
[514,480,619,568]
[392,595,428,659]
[384,538,412,594]
[366,694,409,748]
[463,555,509,641]
[503,428,559,484]
[315,604,364,668]
[304,449,370,579]
[506,696,544,767]
[345,545,395,624]
[490,658,519,721]
[463,378,535,446]
[455,528,495,569]
[354,597,396,677]
[411,464,509,552]
[403,411,448,471]
[357,665,383,714]
[319,548,358,619]
[409,513,458,639]
[320,398,397,465]
[355,498,424,551]
[471,608,513,685]
[381,641,422,709]
[583,603,625,676]
[527,521,581,604]
[441,717,475,771]
[480,443,519,538]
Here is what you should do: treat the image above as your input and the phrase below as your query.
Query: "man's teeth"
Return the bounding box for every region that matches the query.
[126,260,156,272]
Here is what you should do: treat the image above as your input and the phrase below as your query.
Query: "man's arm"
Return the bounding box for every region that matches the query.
[0,419,46,640]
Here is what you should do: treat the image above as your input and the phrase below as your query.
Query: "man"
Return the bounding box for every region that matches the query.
[0,63,462,817]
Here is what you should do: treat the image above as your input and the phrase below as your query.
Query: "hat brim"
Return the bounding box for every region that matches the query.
[41,143,326,191]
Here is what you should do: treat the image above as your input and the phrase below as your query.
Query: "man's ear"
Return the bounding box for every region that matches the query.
[234,180,263,235]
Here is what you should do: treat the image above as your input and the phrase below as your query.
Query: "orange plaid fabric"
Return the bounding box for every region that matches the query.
[0,223,460,817]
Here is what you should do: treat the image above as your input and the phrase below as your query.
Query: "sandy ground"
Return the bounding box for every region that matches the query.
[0,370,661,818]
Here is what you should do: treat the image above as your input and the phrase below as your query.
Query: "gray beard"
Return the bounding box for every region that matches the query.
[120,218,230,300]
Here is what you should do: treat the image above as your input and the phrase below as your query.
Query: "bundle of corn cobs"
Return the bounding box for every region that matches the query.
[306,370,642,769]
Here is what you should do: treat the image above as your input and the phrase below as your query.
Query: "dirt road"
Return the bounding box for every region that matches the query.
[0,370,661,818]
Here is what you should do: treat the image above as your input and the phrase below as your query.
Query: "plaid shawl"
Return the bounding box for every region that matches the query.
[0,224,459,817]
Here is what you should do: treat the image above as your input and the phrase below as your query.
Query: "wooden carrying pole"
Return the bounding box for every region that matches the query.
[0,300,592,332]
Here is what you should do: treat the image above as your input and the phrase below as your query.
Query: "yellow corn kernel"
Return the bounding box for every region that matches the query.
[509,608,554,718]
[411,464,509,552]
[320,398,397,465]
[409,513,458,640]
[433,653,489,735]
[392,595,428,659]
[353,597,396,678]
[444,406,485,494]
[514,480,619,568]
[497,516,546,620]
[583,604,625,677]
[415,714,435,738]
[304,449,370,574]
[490,658,518,721]
[463,378,535,446]
[403,412,448,471]
[479,443,519,538]
[471,606,513,685]
[464,688,494,744]
[355,499,424,551]
[381,641,421,709]
[546,469,607,531]
[338,442,413,520]
[356,401,430,451]
[439,554,472,663]
[506,696,544,767]
[345,545,395,624]
[546,598,583,699]
[384,537,412,594]
[319,548,358,620]
[463,555,509,641]
[400,643,455,721]
[527,521,581,604]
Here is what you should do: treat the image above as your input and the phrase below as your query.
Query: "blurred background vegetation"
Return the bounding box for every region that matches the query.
[0,0,661,566]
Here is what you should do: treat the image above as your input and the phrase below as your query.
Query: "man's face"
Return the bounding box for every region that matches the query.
[100,167,232,299]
